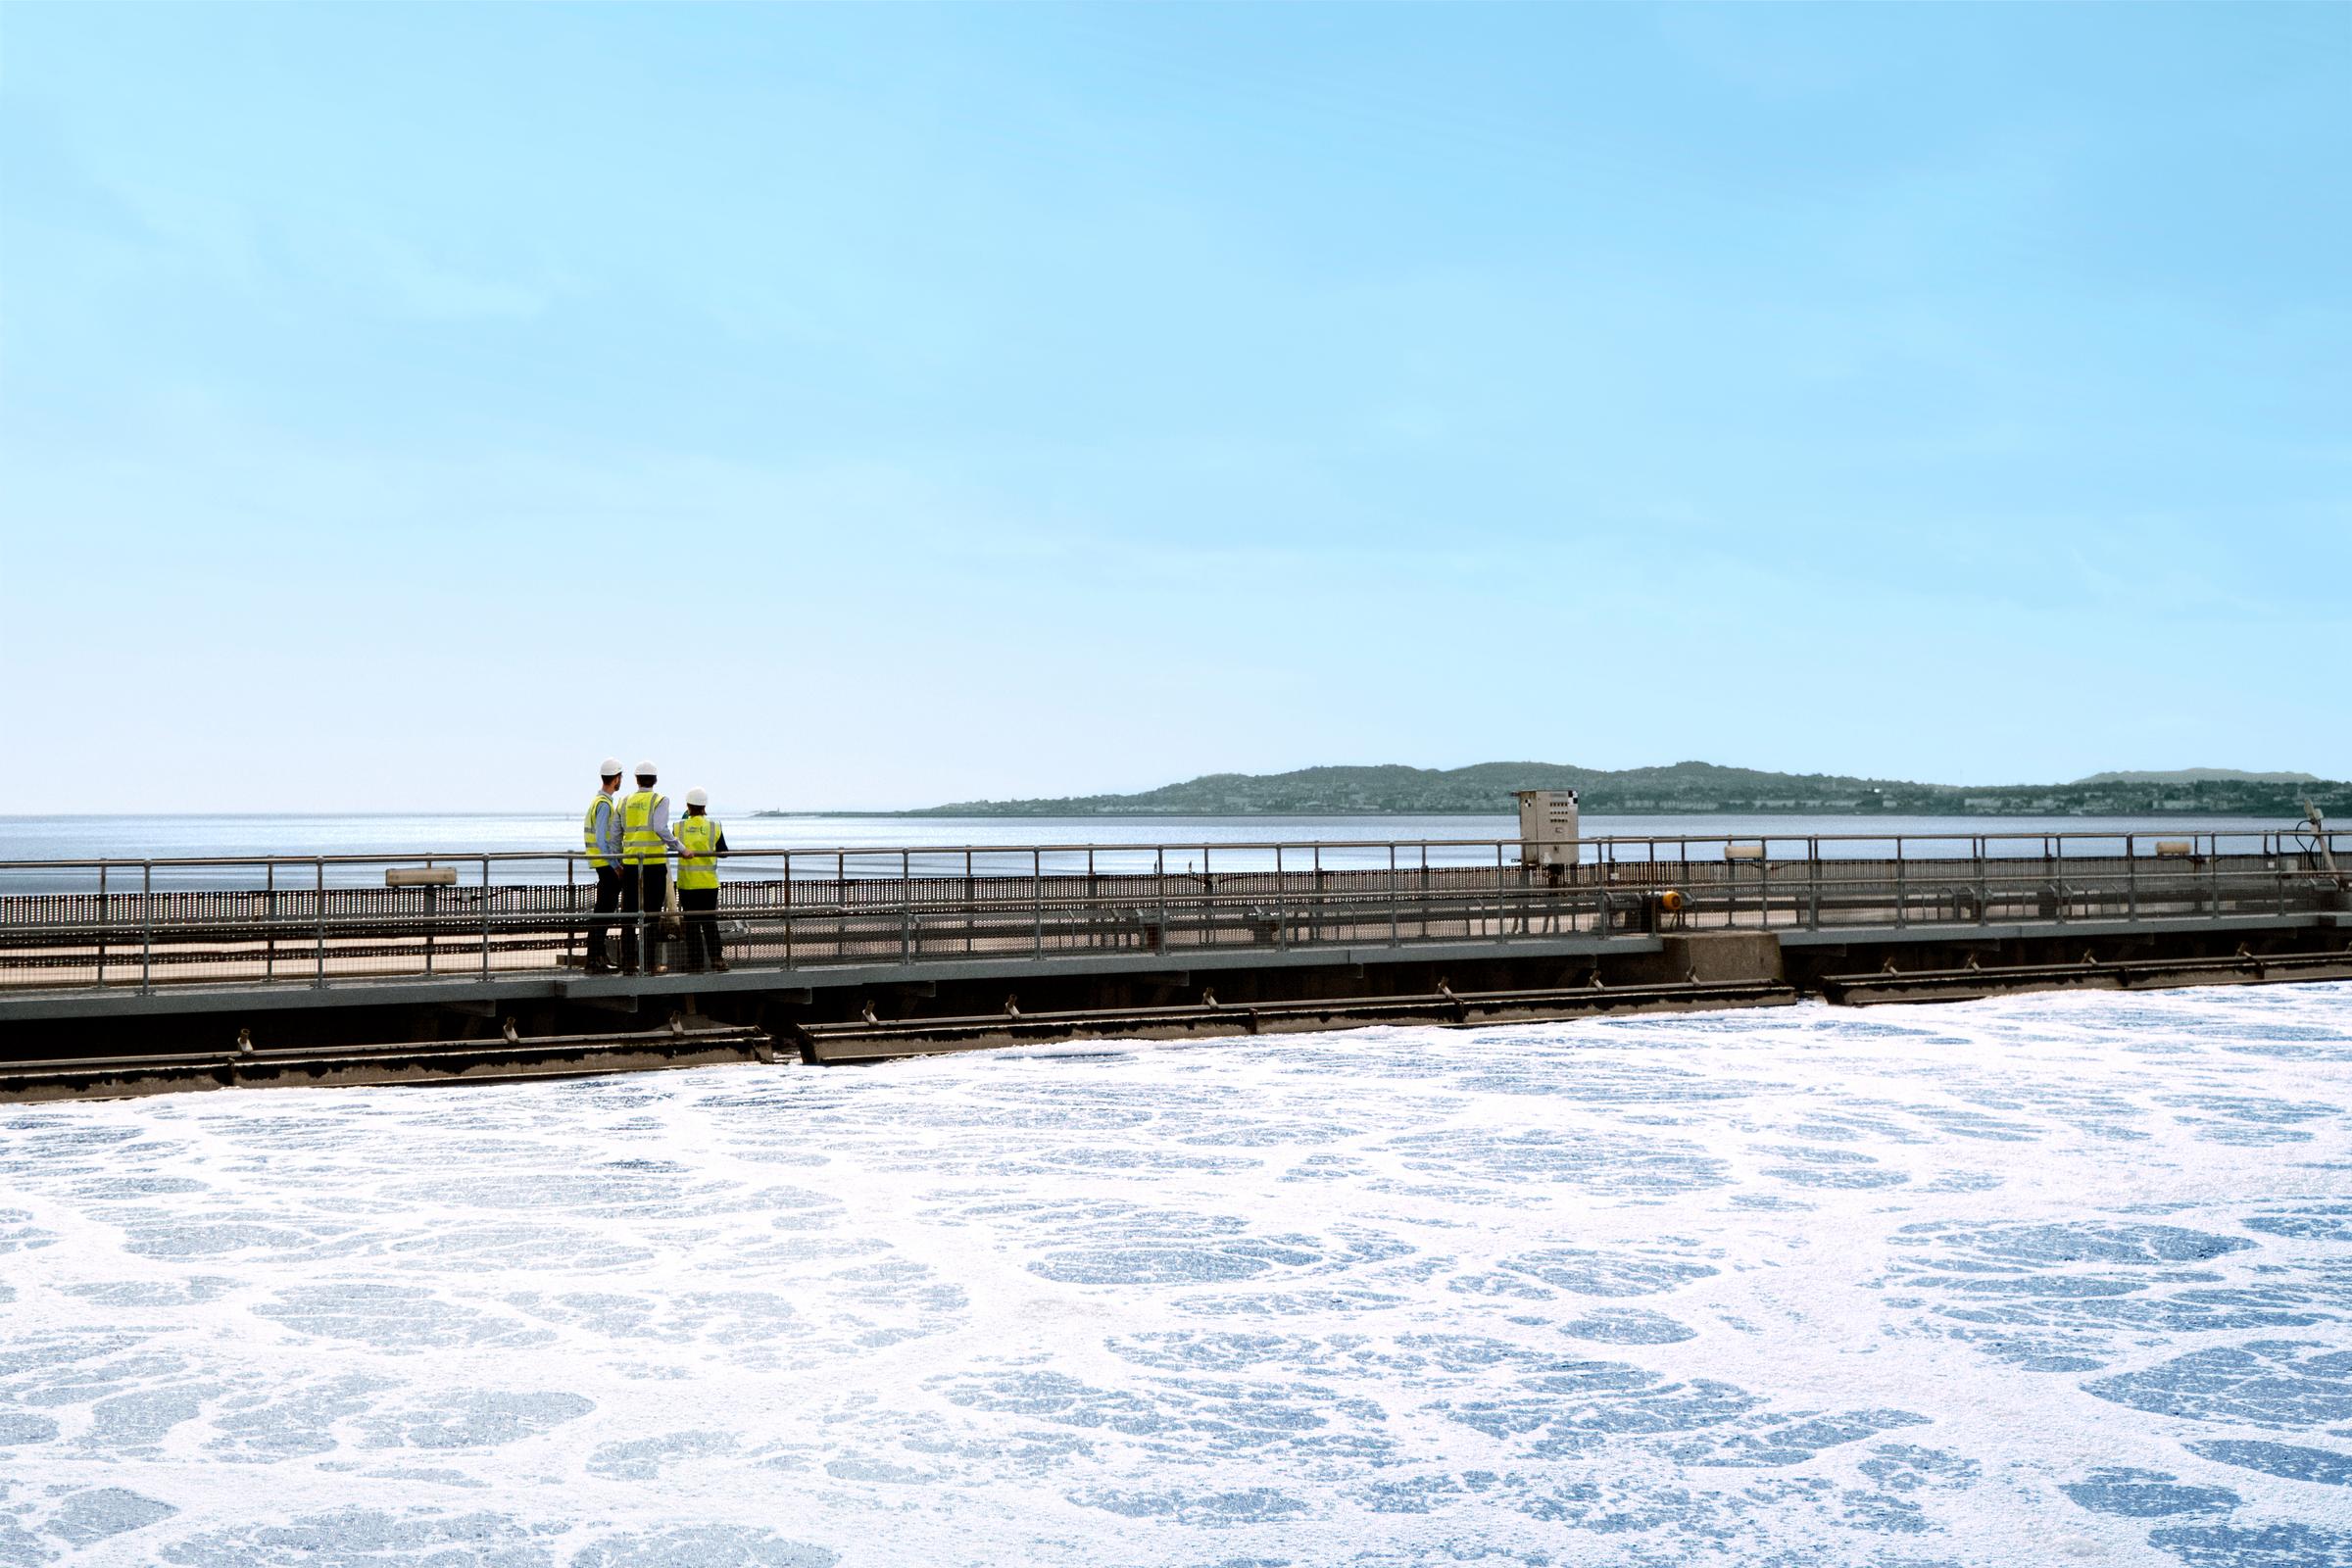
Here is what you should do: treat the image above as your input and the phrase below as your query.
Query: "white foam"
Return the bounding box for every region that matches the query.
[3,984,2350,1565]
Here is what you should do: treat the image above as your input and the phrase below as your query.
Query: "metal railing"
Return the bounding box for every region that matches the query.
[0,829,2344,999]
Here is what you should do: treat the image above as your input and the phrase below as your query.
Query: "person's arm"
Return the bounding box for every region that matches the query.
[651,796,683,854]
[595,797,617,858]
[714,826,728,854]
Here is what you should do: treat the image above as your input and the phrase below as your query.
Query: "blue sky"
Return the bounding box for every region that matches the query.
[3,4,2345,812]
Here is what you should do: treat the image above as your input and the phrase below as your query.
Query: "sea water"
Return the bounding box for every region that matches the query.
[3,985,2349,1566]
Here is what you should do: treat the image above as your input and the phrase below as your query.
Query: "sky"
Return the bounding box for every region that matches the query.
[2,4,2346,813]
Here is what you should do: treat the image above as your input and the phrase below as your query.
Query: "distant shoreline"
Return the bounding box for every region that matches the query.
[799,759,2345,821]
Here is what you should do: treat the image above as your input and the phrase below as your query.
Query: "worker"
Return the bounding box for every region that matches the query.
[617,760,683,975]
[581,758,624,975]
[675,788,730,973]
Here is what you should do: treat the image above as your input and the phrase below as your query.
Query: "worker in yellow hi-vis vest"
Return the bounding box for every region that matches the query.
[581,757,625,974]
[675,788,730,973]
[617,760,683,975]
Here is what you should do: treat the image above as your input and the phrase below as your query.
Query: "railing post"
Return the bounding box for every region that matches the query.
[96,861,109,986]
[481,857,492,979]
[2127,835,2137,921]
[1312,843,1323,944]
[634,859,648,977]
[1808,837,1821,929]
[960,847,973,956]
[140,861,153,995]
[1604,840,1616,935]
[1895,839,1906,928]
[1492,840,1501,943]
[1275,844,1286,949]
[1373,846,1392,945]
[1033,848,1043,957]
[902,850,912,963]
[265,860,275,982]
[314,859,325,988]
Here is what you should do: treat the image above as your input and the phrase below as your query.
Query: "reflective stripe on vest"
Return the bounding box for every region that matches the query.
[582,794,614,870]
[677,814,721,890]
[620,789,668,866]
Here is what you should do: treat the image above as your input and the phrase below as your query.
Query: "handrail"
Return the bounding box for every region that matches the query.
[2,842,2341,1003]
[0,825,2343,873]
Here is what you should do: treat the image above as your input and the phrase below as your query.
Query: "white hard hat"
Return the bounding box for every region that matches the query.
[685,787,709,808]
[599,757,622,778]
[634,759,658,776]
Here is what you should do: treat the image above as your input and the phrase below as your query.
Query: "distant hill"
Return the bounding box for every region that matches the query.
[876,760,2351,818]
[2073,769,2321,786]
[914,761,1922,816]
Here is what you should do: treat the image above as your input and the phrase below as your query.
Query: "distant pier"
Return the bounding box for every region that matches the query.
[3,828,2346,1101]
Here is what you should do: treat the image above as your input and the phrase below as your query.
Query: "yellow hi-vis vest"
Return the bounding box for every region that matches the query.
[677,814,721,890]
[620,789,669,866]
[582,793,614,870]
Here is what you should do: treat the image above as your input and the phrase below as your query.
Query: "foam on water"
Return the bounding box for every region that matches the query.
[4,985,2350,1566]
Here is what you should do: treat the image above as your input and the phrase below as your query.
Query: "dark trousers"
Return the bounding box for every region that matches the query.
[619,863,668,971]
[679,887,722,970]
[586,865,622,966]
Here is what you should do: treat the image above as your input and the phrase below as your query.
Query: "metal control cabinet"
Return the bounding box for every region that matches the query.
[1515,789,1581,869]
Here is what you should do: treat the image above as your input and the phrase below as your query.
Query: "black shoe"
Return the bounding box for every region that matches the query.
[586,959,617,976]
[710,959,730,973]
[620,963,640,976]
